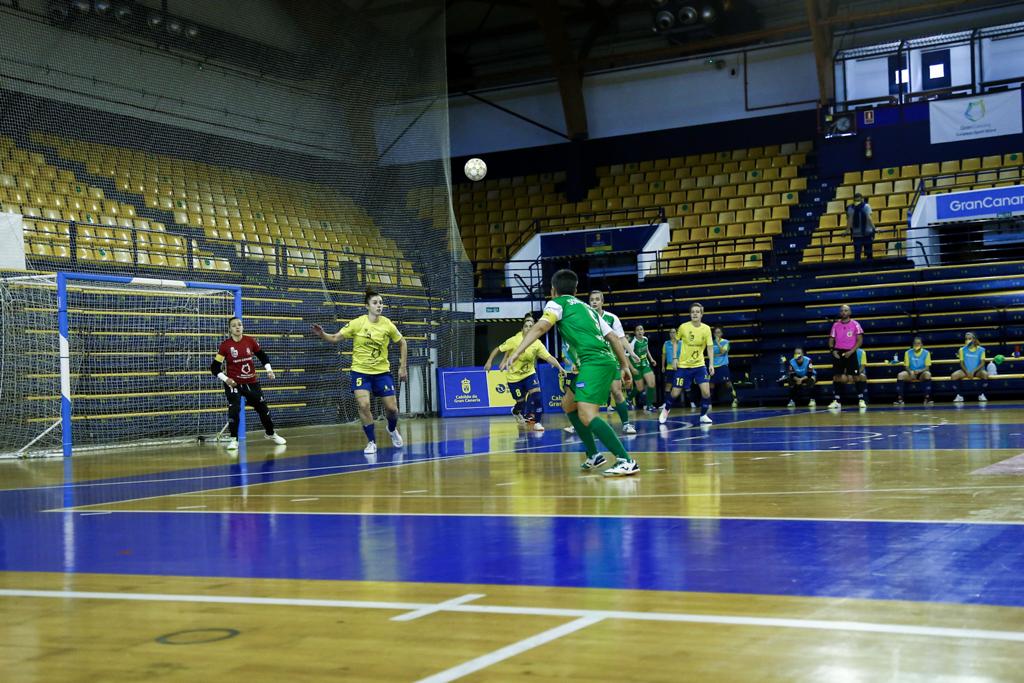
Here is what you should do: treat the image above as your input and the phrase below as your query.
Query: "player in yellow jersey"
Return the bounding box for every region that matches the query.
[659,302,715,425]
[484,315,565,430]
[312,289,407,456]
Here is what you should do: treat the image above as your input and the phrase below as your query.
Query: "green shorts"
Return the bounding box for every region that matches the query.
[630,361,652,376]
[570,359,619,405]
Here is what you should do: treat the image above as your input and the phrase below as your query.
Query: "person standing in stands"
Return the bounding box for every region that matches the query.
[846,193,875,261]
[828,304,865,410]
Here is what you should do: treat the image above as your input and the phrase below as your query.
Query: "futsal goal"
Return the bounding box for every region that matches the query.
[0,272,245,458]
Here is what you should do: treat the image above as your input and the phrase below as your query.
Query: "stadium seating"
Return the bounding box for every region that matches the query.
[26,133,422,286]
[803,152,1024,264]
[454,141,813,273]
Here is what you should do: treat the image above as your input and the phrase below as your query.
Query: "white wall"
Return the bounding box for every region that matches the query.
[450,42,818,157]
[981,34,1024,83]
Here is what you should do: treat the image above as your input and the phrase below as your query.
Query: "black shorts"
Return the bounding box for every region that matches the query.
[832,353,859,377]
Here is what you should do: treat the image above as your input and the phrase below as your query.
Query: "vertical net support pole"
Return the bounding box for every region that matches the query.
[231,286,246,460]
[56,272,72,459]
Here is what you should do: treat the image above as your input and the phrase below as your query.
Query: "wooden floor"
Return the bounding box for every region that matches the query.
[2,404,1024,681]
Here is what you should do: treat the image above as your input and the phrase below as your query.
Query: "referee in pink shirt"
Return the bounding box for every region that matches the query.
[828,304,865,410]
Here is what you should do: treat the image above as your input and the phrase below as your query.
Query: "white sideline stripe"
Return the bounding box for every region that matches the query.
[1,589,1022,644]
[51,507,1024,526]
[403,489,428,494]
[391,593,486,622]
[130,481,1024,500]
[289,497,319,502]
[175,504,207,510]
[415,616,603,683]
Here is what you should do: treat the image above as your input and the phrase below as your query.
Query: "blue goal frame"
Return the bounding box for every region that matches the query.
[56,272,244,458]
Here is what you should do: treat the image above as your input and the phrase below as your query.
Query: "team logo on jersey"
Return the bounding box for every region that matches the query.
[230,347,238,358]
[461,378,472,393]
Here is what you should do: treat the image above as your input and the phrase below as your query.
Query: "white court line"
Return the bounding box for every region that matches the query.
[115,482,1024,501]
[495,482,516,487]
[403,490,428,494]
[78,511,112,516]
[54,507,1024,526]
[290,497,319,502]
[175,505,206,510]
[391,593,486,622]
[416,616,603,683]
[1,588,1022,644]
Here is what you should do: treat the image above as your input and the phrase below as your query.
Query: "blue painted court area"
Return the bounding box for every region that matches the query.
[1,409,1023,609]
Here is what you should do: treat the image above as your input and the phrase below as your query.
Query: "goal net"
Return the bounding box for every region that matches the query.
[0,273,240,458]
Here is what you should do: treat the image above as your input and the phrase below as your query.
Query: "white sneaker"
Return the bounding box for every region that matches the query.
[731,399,738,408]
[532,422,545,432]
[658,406,669,425]
[264,433,287,445]
[689,402,697,410]
[622,423,637,435]
[953,394,964,403]
[787,400,796,407]
[363,441,377,455]
[978,394,988,402]
[512,410,526,424]
[603,458,640,477]
[226,437,238,451]
[828,400,841,410]
[808,399,816,408]
[563,425,576,434]
[580,453,607,471]
[858,399,867,409]
[389,429,404,447]
[699,414,713,424]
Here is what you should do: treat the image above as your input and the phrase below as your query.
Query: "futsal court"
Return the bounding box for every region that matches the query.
[3,404,1023,681]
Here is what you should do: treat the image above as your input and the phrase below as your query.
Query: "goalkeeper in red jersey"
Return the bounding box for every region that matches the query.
[210,317,287,450]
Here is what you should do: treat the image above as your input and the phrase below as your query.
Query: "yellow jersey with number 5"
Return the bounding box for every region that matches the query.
[675,322,713,369]
[340,314,402,374]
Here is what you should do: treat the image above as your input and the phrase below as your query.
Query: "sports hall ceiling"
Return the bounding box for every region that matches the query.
[387,0,1017,92]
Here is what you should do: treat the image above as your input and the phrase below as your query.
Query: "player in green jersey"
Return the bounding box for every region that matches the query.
[503,269,638,476]
[628,324,657,412]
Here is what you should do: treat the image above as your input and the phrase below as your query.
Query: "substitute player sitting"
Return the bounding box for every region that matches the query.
[312,289,408,455]
[210,317,287,450]
[628,324,658,413]
[951,331,988,403]
[895,337,933,406]
[784,346,817,407]
[659,302,714,425]
[489,316,565,431]
[504,269,637,476]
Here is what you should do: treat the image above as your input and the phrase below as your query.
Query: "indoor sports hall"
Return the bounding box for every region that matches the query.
[1,1,1023,681]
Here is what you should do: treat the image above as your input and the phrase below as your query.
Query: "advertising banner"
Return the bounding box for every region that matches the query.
[930,90,1023,144]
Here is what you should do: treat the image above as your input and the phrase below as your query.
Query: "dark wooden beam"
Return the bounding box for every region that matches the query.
[805,0,834,105]
[532,0,589,140]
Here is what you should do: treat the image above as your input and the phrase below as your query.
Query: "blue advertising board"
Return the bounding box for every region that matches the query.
[437,365,566,417]
[935,185,1024,221]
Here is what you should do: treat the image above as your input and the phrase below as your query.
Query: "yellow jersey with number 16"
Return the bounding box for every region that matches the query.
[339,314,402,374]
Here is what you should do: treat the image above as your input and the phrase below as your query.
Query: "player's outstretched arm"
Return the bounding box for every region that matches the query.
[484,345,502,369]
[311,323,342,344]
[398,337,408,382]
[254,348,275,380]
[544,354,566,375]
[502,319,551,369]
